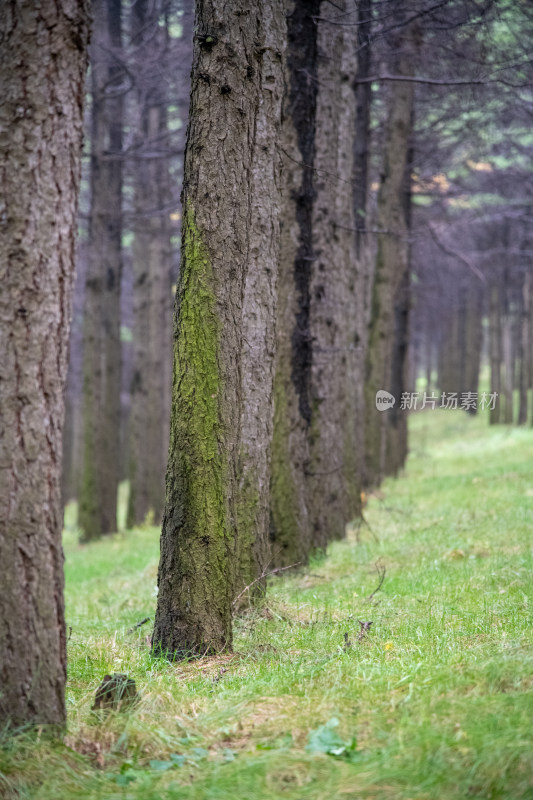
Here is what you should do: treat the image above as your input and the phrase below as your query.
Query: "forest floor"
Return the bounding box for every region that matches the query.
[2,410,533,799]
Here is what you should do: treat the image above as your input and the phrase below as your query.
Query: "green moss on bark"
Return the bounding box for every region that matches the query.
[171,205,224,526]
[155,204,231,657]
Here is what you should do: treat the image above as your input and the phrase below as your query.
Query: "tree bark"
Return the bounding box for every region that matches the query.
[236,1,285,596]
[152,0,282,657]
[364,20,417,486]
[127,0,175,528]
[0,0,89,728]
[79,0,124,540]
[270,0,320,567]
[306,0,361,546]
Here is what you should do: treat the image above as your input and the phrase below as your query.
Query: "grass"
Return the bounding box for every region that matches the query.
[1,409,532,799]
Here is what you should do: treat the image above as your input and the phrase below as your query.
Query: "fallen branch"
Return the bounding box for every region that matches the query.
[366,560,386,601]
[127,617,151,634]
[233,563,301,609]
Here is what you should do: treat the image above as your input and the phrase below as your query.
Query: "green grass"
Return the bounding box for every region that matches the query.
[1,410,532,799]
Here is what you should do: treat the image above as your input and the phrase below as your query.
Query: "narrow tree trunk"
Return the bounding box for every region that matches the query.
[425,334,432,392]
[152,0,281,657]
[236,2,285,596]
[463,285,483,412]
[79,0,124,540]
[270,0,320,567]
[127,0,175,528]
[353,0,372,259]
[306,0,361,546]
[517,271,529,424]
[352,0,374,491]
[489,283,502,424]
[364,21,417,486]
[502,314,514,423]
[0,0,89,728]
[386,115,414,475]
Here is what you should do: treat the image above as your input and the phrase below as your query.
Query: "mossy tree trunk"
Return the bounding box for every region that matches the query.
[364,19,417,487]
[0,0,89,728]
[79,0,124,540]
[152,0,284,657]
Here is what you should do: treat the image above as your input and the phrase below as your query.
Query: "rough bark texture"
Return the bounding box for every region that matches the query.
[0,0,89,728]
[353,0,372,259]
[364,22,416,487]
[270,0,320,567]
[306,0,361,546]
[79,0,123,540]
[271,0,363,562]
[236,1,285,596]
[127,0,175,528]
[153,0,277,657]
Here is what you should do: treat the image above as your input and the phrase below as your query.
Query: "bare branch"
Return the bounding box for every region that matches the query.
[366,560,386,601]
[233,563,301,609]
[428,222,486,282]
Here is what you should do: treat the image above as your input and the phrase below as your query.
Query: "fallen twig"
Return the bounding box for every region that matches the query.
[366,559,386,601]
[127,617,151,634]
[233,562,301,609]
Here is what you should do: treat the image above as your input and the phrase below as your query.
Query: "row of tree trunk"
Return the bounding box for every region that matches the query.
[152,0,417,657]
[0,0,419,724]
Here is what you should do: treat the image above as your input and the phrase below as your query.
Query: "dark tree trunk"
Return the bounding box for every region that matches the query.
[353,0,372,259]
[79,0,124,540]
[0,0,89,728]
[386,116,414,475]
[306,0,361,546]
[271,0,365,560]
[364,19,417,486]
[270,0,321,567]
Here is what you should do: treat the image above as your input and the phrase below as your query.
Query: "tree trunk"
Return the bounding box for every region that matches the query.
[236,1,285,596]
[306,0,361,546]
[79,0,124,540]
[463,285,483,412]
[386,116,414,475]
[152,0,283,657]
[270,0,320,567]
[517,270,529,424]
[489,283,502,424]
[127,0,175,528]
[0,0,89,728]
[364,20,417,486]
[502,311,514,424]
[353,0,372,259]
